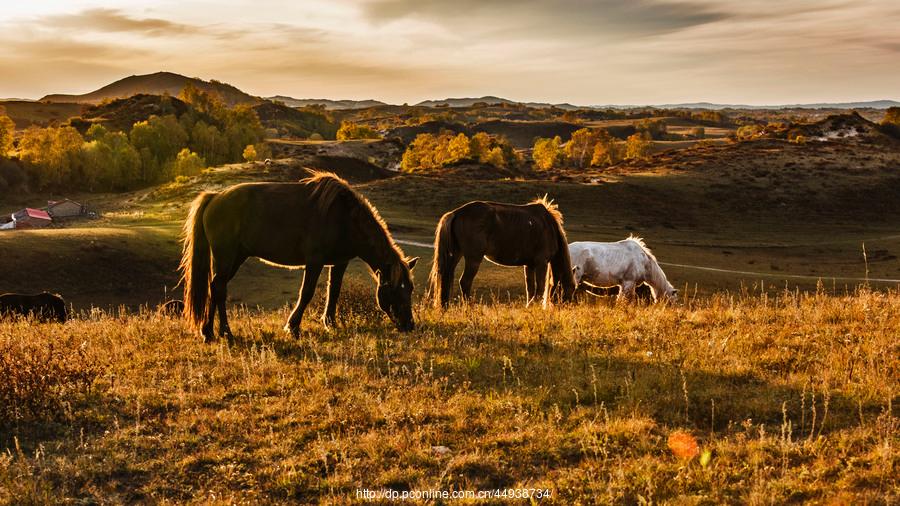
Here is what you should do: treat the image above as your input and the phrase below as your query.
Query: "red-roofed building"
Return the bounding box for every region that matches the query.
[11,208,52,229]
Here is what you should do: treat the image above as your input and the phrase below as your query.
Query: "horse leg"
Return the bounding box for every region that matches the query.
[440,254,462,307]
[618,280,637,303]
[533,262,549,308]
[524,265,537,306]
[322,262,348,329]
[285,264,323,337]
[214,255,246,340]
[459,256,482,302]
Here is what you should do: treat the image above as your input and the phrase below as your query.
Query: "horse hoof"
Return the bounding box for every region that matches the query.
[283,324,301,339]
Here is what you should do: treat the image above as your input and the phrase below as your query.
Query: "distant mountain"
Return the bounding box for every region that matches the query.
[40,72,260,106]
[268,95,387,110]
[596,100,900,110]
[415,96,579,110]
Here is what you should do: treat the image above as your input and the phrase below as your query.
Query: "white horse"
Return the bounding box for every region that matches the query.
[569,236,677,302]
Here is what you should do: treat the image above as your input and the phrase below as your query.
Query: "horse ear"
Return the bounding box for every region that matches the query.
[407,257,419,270]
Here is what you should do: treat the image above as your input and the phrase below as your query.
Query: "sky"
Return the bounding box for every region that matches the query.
[1,0,898,105]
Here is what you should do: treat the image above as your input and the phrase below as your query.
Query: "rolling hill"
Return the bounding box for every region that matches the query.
[598,100,900,110]
[267,95,387,110]
[40,72,260,106]
[415,96,580,110]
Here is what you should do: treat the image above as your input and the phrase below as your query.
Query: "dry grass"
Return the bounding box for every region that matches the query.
[0,287,896,504]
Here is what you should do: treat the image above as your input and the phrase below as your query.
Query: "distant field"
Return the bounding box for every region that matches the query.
[585,116,735,138]
[2,136,899,310]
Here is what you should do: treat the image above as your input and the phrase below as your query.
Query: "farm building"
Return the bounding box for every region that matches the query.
[11,208,52,229]
[47,199,84,219]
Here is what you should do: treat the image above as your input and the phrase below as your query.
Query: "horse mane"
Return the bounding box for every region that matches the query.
[624,235,657,262]
[529,194,576,303]
[302,171,407,269]
[530,194,564,225]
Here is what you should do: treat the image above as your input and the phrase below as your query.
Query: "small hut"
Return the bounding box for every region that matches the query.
[12,208,52,229]
[47,199,84,219]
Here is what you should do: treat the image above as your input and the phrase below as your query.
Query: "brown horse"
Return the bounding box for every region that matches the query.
[0,292,68,322]
[180,172,418,341]
[429,197,576,308]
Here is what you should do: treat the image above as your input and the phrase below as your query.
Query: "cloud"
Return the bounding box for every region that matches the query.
[363,0,731,39]
[42,8,196,36]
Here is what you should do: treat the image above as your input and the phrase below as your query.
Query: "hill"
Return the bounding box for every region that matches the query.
[599,100,900,110]
[68,94,191,133]
[252,101,339,139]
[40,72,260,107]
[416,96,580,110]
[267,95,387,110]
[0,100,84,128]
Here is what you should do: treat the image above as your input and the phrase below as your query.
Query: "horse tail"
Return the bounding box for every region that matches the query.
[545,207,576,304]
[180,192,217,330]
[429,210,457,308]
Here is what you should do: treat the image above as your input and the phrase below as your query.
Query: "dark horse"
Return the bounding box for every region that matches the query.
[429,197,577,308]
[180,172,418,341]
[0,292,68,322]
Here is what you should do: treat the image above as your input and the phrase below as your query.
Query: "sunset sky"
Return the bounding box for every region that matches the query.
[1,0,898,105]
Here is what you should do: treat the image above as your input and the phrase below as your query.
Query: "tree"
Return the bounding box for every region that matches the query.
[635,119,667,140]
[691,126,705,139]
[483,146,505,168]
[447,133,471,162]
[566,128,600,168]
[172,148,206,176]
[223,105,265,160]
[532,136,564,170]
[591,130,624,167]
[18,126,85,188]
[190,120,228,165]
[401,133,440,172]
[0,112,15,157]
[625,132,652,160]
[336,121,380,140]
[130,114,189,183]
[469,132,491,161]
[179,83,226,120]
[81,131,141,190]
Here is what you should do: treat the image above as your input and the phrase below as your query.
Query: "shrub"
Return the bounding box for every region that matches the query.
[881,106,900,126]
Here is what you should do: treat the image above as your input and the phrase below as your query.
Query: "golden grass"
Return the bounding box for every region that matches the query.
[1,287,897,504]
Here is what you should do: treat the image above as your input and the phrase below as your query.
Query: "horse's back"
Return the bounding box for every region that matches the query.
[451,201,559,264]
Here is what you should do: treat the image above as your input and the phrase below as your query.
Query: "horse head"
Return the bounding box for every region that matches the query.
[376,257,419,331]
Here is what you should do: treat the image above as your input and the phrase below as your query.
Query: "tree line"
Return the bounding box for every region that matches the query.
[0,85,269,193]
[400,132,521,172]
[532,127,652,170]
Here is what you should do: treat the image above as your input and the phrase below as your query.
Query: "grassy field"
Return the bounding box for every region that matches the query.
[1,136,898,503]
[1,287,897,503]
